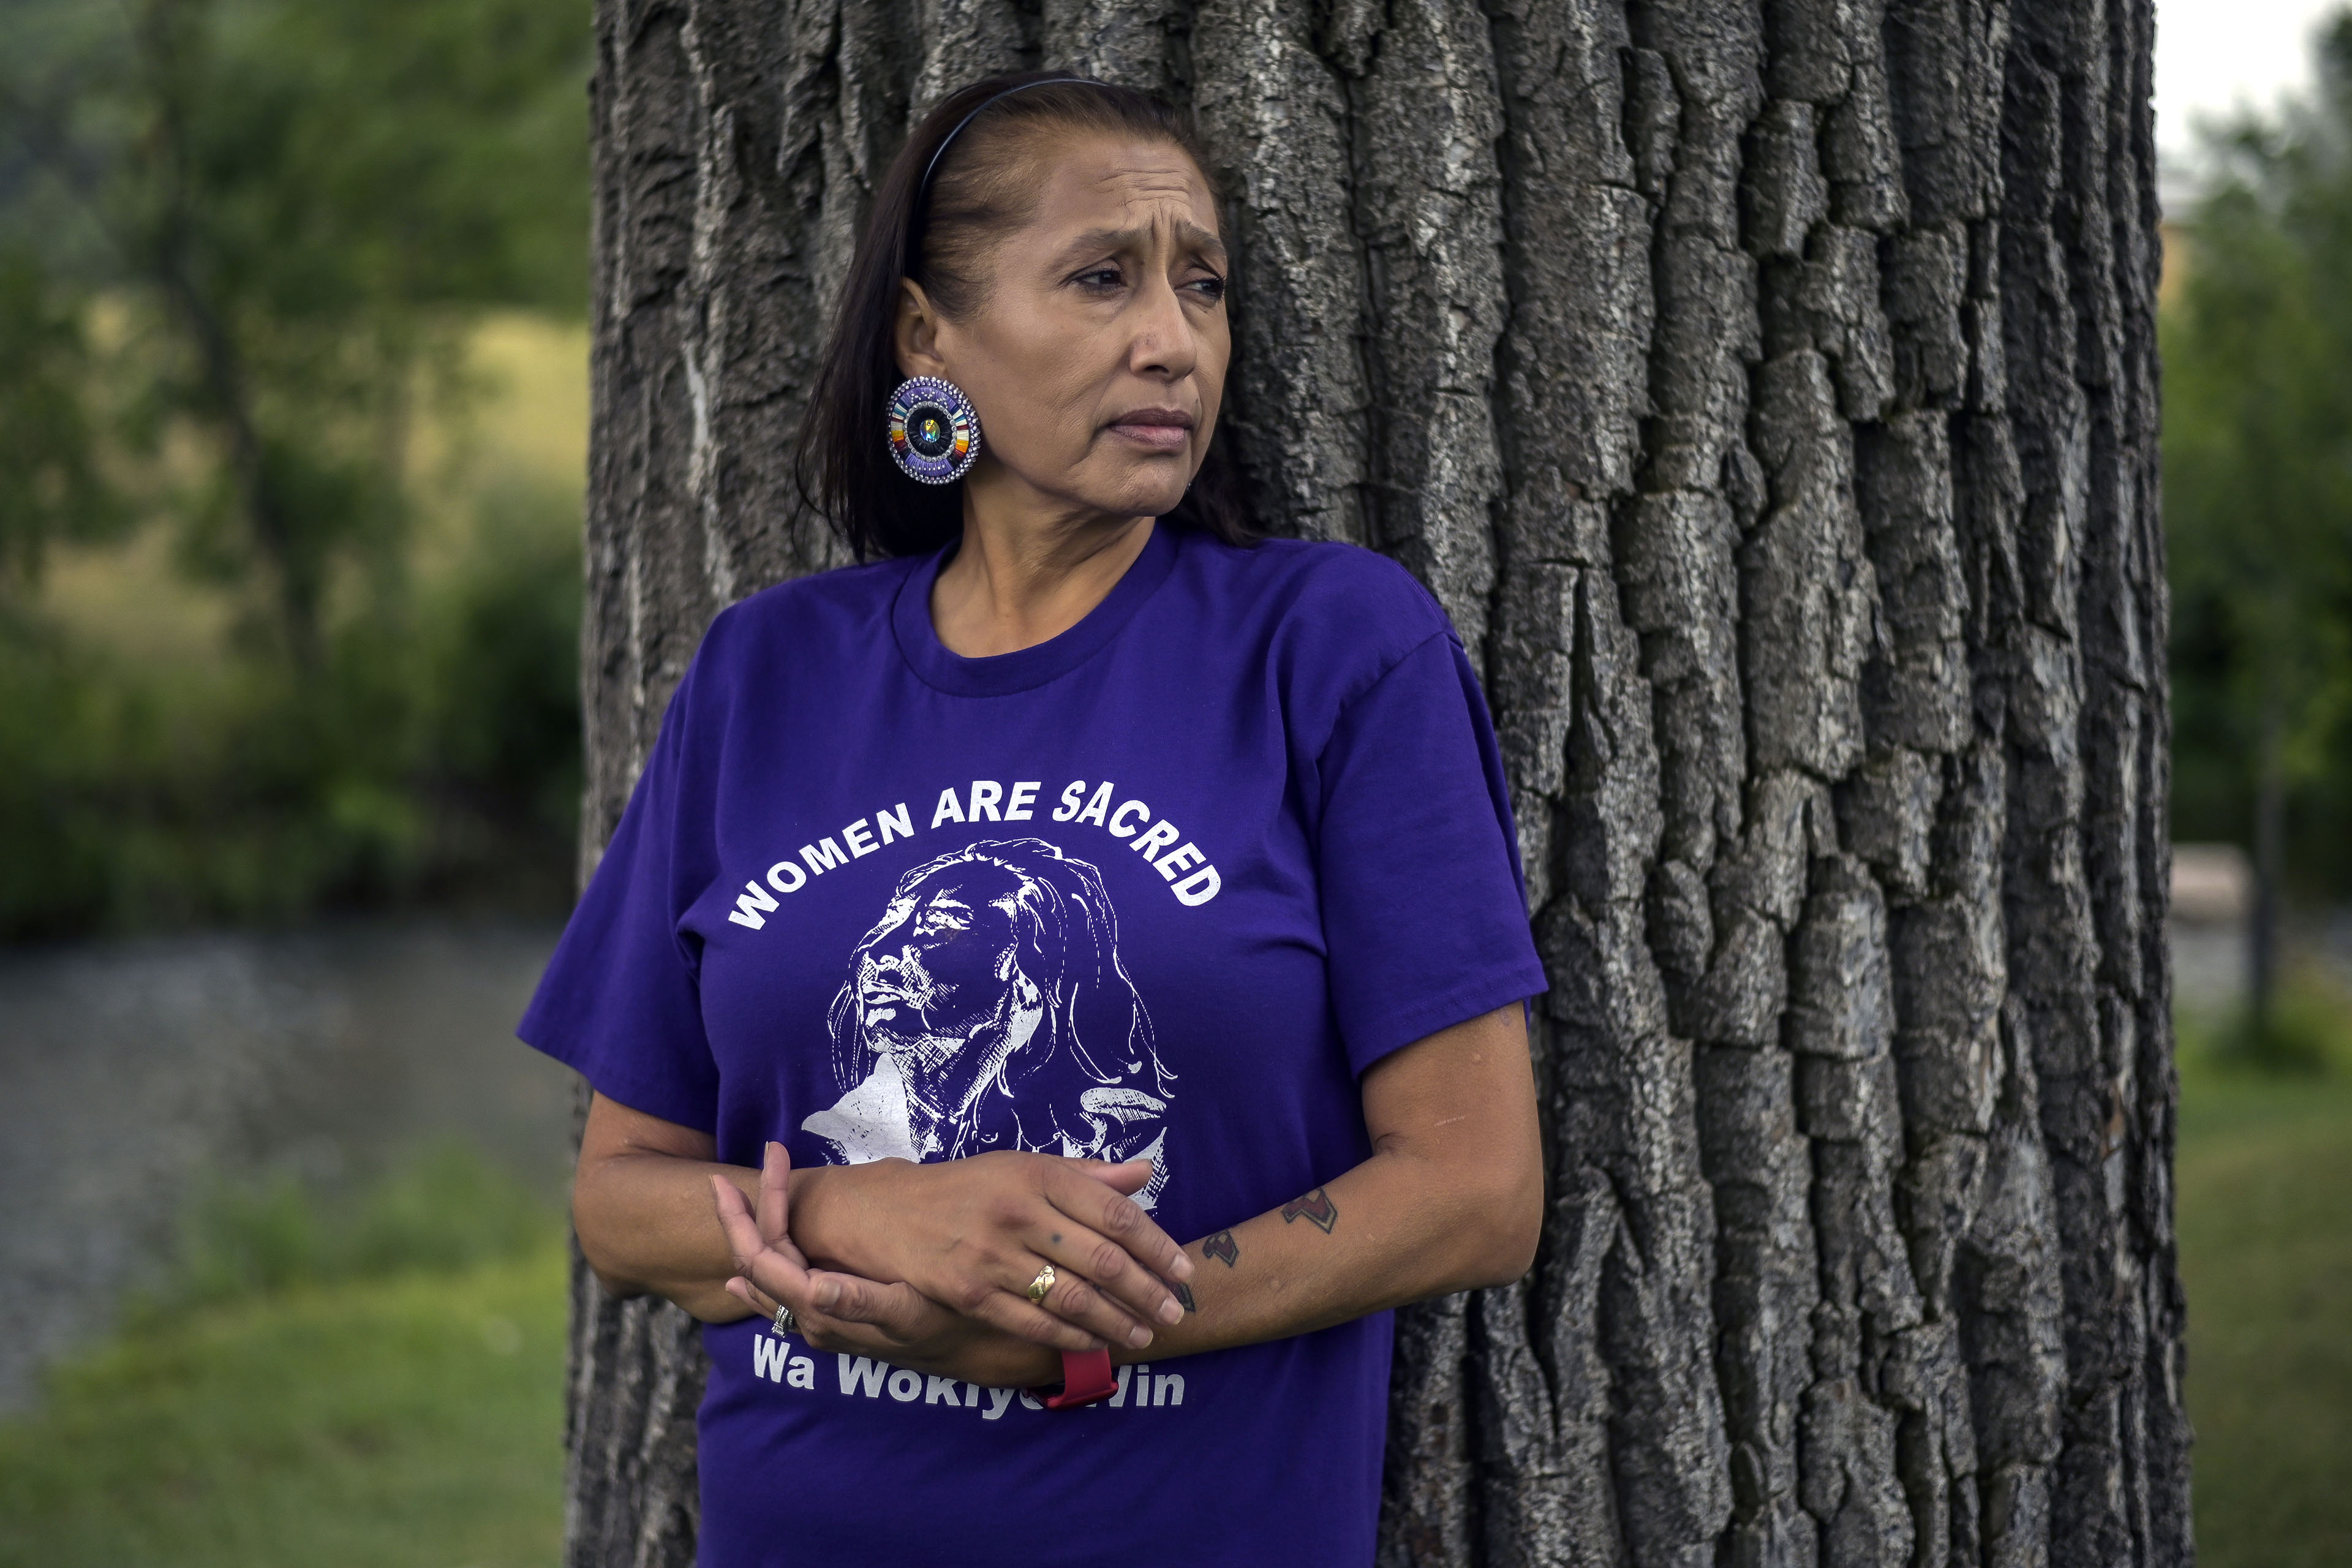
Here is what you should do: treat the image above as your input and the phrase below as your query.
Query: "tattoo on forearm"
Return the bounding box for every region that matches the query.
[1172,1281,1196,1313]
[1281,1188,1338,1233]
[1202,1231,1240,1267]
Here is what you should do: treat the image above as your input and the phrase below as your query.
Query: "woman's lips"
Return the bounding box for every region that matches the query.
[1107,409,1193,452]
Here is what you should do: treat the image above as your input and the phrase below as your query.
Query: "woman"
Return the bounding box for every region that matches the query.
[521,70,1549,1567]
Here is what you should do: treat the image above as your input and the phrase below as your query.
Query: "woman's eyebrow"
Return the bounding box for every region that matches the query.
[1056,222,1228,266]
[1177,223,1229,265]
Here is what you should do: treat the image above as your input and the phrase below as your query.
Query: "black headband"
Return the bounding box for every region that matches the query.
[918,77,1104,208]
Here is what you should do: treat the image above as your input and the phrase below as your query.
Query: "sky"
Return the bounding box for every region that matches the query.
[2157,0,2342,160]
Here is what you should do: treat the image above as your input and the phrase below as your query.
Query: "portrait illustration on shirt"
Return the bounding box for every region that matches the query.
[802,837,1174,1207]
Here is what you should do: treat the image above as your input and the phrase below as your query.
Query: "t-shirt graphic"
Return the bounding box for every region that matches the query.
[802,837,1174,1207]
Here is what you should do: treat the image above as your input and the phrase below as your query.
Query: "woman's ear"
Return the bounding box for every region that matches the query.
[893,279,949,379]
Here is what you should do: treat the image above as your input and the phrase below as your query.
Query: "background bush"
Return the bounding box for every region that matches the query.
[0,0,591,939]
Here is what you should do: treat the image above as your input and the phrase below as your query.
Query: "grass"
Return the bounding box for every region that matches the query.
[0,1245,567,1568]
[0,1145,568,1568]
[149,1140,560,1316]
[2177,984,2352,1568]
[0,1008,2345,1566]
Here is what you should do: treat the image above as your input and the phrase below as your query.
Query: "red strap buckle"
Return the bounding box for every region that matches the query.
[1041,1348,1118,1409]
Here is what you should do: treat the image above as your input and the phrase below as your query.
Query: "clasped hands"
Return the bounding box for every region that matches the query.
[708,1143,1196,1389]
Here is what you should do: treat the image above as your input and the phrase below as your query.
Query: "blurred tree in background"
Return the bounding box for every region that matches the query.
[2166,9,2352,1045]
[0,0,590,938]
[0,251,124,590]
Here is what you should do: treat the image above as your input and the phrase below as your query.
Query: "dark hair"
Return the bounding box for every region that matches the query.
[795,70,1253,560]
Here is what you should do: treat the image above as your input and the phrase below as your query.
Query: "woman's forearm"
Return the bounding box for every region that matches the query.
[1110,1003,1543,1367]
[575,1150,763,1320]
[1112,1133,1538,1365]
[571,1094,763,1321]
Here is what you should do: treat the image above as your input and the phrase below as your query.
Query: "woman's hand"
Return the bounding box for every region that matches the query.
[787,1147,1194,1353]
[571,1081,1187,1348]
[712,1145,1057,1387]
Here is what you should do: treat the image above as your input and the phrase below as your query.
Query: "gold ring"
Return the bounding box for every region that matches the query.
[1027,1263,1057,1304]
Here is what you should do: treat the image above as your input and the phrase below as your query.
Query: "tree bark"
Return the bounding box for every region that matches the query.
[571,2,2189,1564]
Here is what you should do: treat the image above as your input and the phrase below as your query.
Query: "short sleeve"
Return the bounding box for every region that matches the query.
[1316,630,1549,1076]
[516,669,722,1133]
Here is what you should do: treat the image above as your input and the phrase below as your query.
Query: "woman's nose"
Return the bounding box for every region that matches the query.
[1128,276,1199,380]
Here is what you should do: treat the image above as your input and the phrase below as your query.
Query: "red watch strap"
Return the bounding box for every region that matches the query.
[1042,1348,1118,1409]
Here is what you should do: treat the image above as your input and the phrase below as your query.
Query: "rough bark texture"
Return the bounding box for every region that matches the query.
[571,2,2188,1563]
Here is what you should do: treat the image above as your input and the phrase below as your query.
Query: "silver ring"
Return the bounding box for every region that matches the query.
[772,1302,797,1337]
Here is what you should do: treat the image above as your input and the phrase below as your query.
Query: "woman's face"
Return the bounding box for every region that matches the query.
[852,864,1027,1063]
[898,131,1229,524]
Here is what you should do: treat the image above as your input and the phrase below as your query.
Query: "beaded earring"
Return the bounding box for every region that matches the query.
[886,375,982,484]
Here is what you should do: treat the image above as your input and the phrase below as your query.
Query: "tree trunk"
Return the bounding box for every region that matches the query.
[570,2,2190,1564]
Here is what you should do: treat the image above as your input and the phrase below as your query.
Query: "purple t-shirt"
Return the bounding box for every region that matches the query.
[520,522,1546,1567]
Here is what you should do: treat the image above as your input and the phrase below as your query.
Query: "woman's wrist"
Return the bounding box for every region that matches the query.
[1001,1341,1065,1389]
[781,1160,889,1277]
[900,1314,1060,1389]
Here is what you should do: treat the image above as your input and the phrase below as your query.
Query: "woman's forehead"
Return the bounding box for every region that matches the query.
[1020,132,1218,238]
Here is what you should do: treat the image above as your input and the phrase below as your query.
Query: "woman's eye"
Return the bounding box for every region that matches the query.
[1076,267,1125,290]
[1188,275,1227,304]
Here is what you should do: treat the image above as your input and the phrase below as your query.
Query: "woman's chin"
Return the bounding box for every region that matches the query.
[1060,491,1188,524]
[1063,454,1193,521]
[1131,480,1194,519]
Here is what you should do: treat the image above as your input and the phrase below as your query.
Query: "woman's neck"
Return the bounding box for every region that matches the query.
[929,481,1153,658]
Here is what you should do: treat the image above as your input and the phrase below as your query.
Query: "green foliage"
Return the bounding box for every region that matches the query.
[137,1140,557,1321]
[2165,11,2352,892]
[0,0,590,937]
[2178,963,2352,1076]
[146,0,593,318]
[2,0,590,654]
[420,484,590,864]
[0,251,123,590]
[0,1245,566,1568]
[0,496,581,938]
